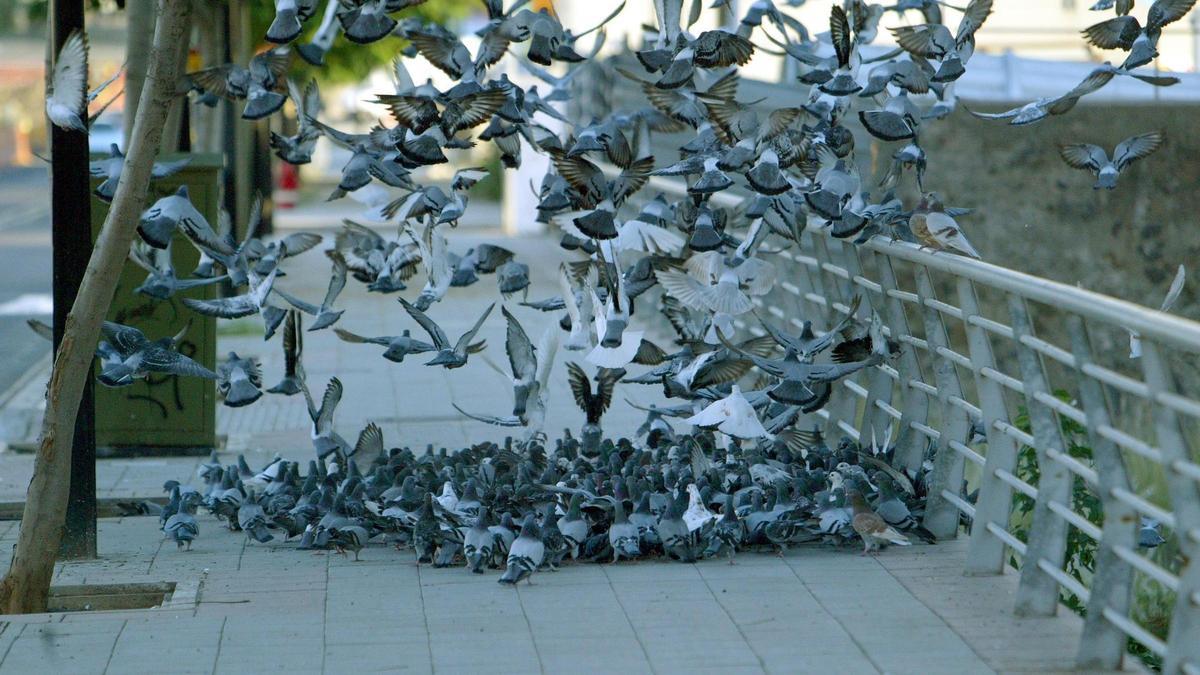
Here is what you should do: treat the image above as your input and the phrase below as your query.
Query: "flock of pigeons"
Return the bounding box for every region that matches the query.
[45,0,1194,578]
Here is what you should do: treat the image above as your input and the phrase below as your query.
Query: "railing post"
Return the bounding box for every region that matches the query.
[821,240,870,440]
[1138,340,1200,674]
[849,248,896,449]
[808,233,858,439]
[809,231,846,326]
[914,267,969,540]
[1067,316,1138,670]
[792,227,827,323]
[957,277,1021,575]
[1008,295,1072,617]
[875,254,929,474]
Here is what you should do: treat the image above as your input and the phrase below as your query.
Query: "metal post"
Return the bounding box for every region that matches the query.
[49,0,97,559]
[1009,295,1071,617]
[914,266,969,540]
[1067,316,1138,670]
[957,277,1020,575]
[874,254,929,473]
[1139,341,1200,673]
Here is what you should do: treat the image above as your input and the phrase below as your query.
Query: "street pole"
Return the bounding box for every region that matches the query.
[49,0,97,559]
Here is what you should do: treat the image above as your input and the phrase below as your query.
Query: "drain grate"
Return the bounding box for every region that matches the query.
[48,582,176,612]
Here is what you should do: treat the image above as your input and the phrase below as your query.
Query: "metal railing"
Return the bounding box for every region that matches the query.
[641,177,1200,673]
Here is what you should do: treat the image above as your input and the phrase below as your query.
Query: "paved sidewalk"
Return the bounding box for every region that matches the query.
[0,517,1104,675]
[0,223,1122,674]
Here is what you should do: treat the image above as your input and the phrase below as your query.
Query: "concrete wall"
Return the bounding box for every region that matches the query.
[901,102,1197,318]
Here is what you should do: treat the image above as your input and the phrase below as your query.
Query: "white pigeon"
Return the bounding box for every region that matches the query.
[1128,264,1185,359]
[586,287,643,368]
[683,484,715,532]
[656,250,776,317]
[46,30,90,132]
[436,481,459,512]
[614,218,684,255]
[685,385,767,439]
[559,264,595,351]
[414,220,452,308]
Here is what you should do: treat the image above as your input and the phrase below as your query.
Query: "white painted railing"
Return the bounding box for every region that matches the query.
[640,175,1200,672]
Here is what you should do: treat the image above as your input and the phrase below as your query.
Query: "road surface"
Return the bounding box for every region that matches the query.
[0,166,51,398]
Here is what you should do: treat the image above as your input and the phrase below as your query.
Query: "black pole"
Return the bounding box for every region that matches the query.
[50,0,97,560]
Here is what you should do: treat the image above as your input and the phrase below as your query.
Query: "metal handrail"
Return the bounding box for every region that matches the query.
[635,174,1200,673]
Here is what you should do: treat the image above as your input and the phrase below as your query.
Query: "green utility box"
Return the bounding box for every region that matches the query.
[89,153,222,455]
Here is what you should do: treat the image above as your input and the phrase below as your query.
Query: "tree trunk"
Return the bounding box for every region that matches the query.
[0,0,193,614]
[123,0,157,146]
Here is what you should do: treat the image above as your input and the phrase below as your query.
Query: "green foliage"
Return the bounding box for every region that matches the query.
[249,2,479,85]
[1007,390,1168,671]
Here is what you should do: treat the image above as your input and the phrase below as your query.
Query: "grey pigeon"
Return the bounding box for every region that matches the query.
[1059,131,1164,190]
[464,510,496,573]
[267,0,317,43]
[302,376,351,459]
[333,327,434,363]
[217,352,264,408]
[399,298,493,369]
[1138,517,1166,548]
[238,501,275,543]
[91,144,190,202]
[97,321,217,387]
[187,49,290,120]
[607,501,642,562]
[498,514,544,585]
[164,496,200,550]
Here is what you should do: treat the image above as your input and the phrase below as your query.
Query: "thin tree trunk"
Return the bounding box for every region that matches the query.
[123,0,157,146]
[0,0,193,614]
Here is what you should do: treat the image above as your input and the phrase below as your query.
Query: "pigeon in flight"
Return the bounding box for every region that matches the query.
[91,145,190,203]
[269,80,323,164]
[398,298,494,369]
[1059,131,1164,190]
[96,321,217,388]
[188,49,291,120]
[45,30,121,132]
[333,327,435,363]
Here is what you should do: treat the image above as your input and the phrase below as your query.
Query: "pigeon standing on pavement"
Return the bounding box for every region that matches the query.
[498,514,545,585]
[848,489,911,555]
[163,494,200,550]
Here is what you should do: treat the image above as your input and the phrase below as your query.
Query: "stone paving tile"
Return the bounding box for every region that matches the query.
[0,514,1131,674]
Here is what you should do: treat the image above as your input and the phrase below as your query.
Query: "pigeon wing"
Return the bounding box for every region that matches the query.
[1058,143,1109,172]
[955,0,994,45]
[50,30,89,114]
[1160,264,1186,313]
[353,422,383,458]
[566,362,594,412]
[501,306,537,383]
[454,302,495,355]
[321,250,348,310]
[1113,131,1164,170]
[101,321,149,356]
[317,377,343,430]
[656,268,711,311]
[399,297,449,349]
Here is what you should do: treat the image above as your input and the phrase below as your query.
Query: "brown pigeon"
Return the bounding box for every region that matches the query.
[848,489,911,555]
